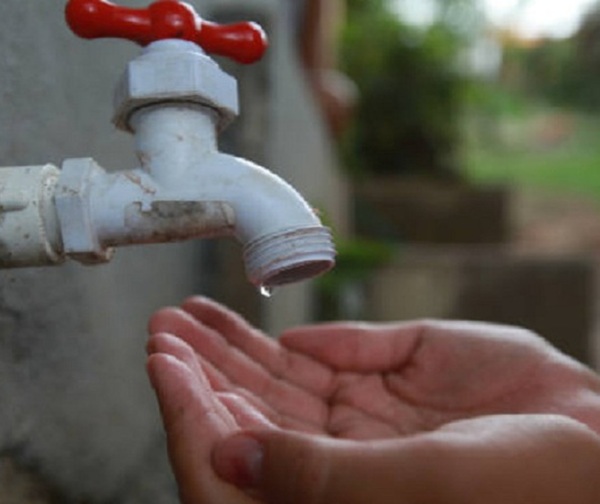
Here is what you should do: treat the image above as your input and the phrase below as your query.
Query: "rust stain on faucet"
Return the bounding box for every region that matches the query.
[123,172,157,196]
[118,200,235,245]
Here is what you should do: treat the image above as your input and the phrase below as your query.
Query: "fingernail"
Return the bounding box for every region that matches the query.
[213,434,264,490]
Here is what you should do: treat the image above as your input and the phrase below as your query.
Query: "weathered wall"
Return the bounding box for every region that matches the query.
[0,1,346,501]
[0,1,202,501]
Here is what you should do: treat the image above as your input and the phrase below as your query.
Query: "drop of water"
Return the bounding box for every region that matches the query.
[259,285,274,298]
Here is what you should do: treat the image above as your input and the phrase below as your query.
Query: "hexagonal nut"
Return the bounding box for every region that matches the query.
[113,40,239,132]
[55,158,113,264]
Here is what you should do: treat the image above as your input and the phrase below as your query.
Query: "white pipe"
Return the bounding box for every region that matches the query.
[87,103,334,286]
[0,41,335,287]
[0,164,63,267]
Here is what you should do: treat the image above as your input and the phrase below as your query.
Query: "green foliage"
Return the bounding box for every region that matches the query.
[497,3,600,112]
[339,0,467,179]
[466,113,600,202]
[571,5,600,110]
[501,38,579,108]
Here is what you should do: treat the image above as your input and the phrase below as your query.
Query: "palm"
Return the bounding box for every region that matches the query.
[149,297,600,440]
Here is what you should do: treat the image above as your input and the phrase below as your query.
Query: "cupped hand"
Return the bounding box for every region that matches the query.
[148,343,600,504]
[149,296,600,440]
[212,413,600,504]
[147,333,276,504]
[147,296,600,504]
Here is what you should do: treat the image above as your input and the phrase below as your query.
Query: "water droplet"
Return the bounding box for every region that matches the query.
[259,285,274,298]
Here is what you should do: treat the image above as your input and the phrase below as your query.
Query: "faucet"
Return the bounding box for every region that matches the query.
[0,0,336,289]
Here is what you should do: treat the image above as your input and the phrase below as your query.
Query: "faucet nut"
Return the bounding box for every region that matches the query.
[55,158,114,264]
[113,40,239,132]
[0,164,64,267]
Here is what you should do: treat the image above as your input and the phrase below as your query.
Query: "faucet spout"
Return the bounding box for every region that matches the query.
[128,103,335,287]
[243,225,335,288]
[208,153,336,287]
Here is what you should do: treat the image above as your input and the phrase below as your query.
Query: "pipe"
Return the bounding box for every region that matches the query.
[0,40,335,287]
[0,164,64,267]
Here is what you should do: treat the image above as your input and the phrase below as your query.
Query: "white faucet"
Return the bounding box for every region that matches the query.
[0,33,335,288]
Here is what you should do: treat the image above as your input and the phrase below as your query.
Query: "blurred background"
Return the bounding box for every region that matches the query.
[2,0,600,501]
[319,0,600,373]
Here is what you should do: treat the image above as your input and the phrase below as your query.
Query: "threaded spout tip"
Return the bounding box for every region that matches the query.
[243,226,335,287]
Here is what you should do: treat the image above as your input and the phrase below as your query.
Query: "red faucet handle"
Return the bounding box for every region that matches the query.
[65,0,268,64]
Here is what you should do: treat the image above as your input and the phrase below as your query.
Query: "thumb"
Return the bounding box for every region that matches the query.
[212,430,437,504]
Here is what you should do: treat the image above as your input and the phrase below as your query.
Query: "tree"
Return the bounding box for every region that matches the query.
[572,3,600,110]
[340,0,472,179]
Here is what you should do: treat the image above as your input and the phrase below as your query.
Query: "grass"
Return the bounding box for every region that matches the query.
[463,110,600,202]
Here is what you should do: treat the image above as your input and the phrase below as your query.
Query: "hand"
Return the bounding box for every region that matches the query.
[212,413,600,504]
[147,296,600,503]
[149,296,600,439]
[147,336,267,504]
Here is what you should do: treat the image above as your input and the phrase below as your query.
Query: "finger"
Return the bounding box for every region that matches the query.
[185,351,273,419]
[214,416,600,504]
[148,327,326,435]
[150,307,330,431]
[212,430,439,504]
[147,354,248,504]
[149,332,247,403]
[200,356,324,434]
[217,392,279,430]
[150,308,278,390]
[148,336,237,431]
[148,333,218,393]
[280,321,423,372]
[147,332,210,397]
[148,332,204,380]
[148,353,229,436]
[149,332,310,431]
[181,296,335,396]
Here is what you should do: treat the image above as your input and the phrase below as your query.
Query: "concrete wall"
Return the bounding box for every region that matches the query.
[0,1,345,501]
[0,1,198,501]
[364,247,597,366]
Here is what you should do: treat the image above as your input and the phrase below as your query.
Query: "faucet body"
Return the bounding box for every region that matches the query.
[0,40,335,287]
